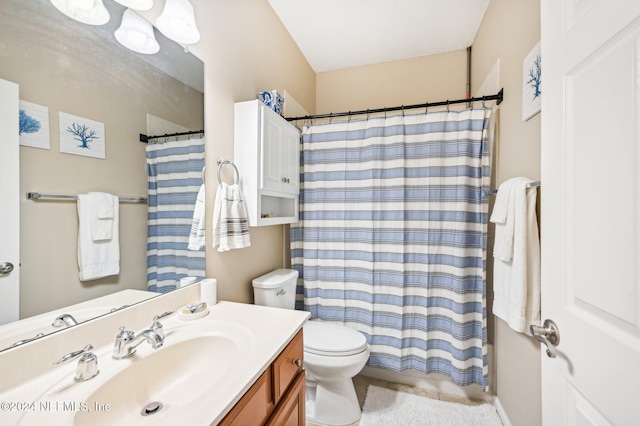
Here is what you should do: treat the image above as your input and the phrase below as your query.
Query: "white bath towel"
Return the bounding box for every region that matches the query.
[188,184,206,250]
[77,193,120,281]
[87,192,116,241]
[490,178,540,333]
[212,183,251,252]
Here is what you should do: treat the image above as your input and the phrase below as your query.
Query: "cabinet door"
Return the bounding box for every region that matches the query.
[281,124,300,195]
[219,367,274,426]
[266,371,306,426]
[260,105,285,193]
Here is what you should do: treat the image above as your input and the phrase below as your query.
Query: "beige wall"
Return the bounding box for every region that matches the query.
[184,0,316,303]
[316,50,467,114]
[472,1,542,425]
[0,0,204,318]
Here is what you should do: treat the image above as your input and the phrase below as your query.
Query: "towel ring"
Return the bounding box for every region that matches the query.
[217,159,240,185]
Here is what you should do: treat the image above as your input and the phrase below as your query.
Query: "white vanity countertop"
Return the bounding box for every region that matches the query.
[0,300,310,426]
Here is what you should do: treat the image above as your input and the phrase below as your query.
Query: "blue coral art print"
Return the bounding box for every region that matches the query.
[18,100,50,150]
[522,41,542,121]
[59,112,106,159]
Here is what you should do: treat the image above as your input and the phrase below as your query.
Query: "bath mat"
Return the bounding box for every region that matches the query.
[359,385,503,426]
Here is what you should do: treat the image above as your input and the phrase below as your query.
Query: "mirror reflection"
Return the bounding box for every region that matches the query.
[0,0,204,351]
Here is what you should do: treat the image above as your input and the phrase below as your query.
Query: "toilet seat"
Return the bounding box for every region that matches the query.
[303,321,368,356]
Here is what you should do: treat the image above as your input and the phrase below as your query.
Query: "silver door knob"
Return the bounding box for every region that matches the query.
[530,319,560,358]
[0,262,14,275]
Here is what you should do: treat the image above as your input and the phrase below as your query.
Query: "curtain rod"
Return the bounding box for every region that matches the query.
[139,129,204,143]
[285,89,504,122]
[26,192,147,204]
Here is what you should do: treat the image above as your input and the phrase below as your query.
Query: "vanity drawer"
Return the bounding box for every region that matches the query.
[272,329,303,403]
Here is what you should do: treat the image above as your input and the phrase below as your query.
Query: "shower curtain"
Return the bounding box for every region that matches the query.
[146,137,205,293]
[291,108,493,388]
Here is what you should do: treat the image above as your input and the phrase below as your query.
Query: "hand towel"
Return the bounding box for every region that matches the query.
[212,182,251,252]
[188,184,206,250]
[490,178,541,334]
[77,193,120,281]
[88,192,116,241]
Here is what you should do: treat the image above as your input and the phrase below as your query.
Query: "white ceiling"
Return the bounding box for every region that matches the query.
[268,0,490,73]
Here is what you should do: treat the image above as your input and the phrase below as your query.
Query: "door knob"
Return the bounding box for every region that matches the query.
[530,319,560,358]
[0,262,14,275]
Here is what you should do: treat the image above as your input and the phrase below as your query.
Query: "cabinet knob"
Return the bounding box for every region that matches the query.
[292,359,302,367]
[281,177,290,183]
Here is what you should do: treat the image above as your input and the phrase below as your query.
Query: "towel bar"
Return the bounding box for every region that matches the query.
[26,192,147,203]
[485,180,540,196]
[216,158,240,185]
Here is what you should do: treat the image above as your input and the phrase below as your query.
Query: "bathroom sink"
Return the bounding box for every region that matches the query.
[16,319,253,426]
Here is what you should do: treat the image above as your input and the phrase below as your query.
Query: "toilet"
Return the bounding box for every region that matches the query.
[252,269,370,426]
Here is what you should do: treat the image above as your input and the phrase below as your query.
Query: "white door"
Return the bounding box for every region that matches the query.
[540,1,640,425]
[0,78,20,325]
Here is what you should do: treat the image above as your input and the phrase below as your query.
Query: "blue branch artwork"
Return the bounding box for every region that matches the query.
[526,54,542,100]
[67,122,98,149]
[19,109,41,135]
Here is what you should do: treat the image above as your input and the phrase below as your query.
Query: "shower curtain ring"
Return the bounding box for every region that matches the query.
[384,108,387,119]
[482,96,486,108]
[329,112,333,124]
[425,102,428,115]
[401,105,405,117]
[366,109,370,120]
[446,100,450,112]
[348,111,352,123]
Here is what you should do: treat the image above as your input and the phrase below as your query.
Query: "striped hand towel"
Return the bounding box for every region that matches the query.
[212,183,251,252]
[188,184,206,250]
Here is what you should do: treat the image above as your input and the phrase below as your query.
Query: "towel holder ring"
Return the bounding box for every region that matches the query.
[217,158,240,185]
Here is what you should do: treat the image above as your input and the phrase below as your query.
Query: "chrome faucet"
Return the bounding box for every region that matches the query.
[112,312,172,360]
[52,313,78,328]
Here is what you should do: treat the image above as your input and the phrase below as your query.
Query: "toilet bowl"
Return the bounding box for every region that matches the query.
[252,269,370,426]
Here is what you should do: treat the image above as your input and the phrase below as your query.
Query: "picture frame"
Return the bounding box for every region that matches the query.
[19,100,50,150]
[59,112,106,159]
[522,41,542,121]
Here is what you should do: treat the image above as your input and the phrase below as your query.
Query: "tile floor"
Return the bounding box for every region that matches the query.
[306,374,487,426]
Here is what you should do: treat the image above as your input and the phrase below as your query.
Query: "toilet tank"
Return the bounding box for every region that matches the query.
[252,268,298,310]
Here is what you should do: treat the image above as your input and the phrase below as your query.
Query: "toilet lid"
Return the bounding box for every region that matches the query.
[303,321,368,356]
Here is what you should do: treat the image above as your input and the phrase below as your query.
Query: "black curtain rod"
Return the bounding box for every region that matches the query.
[284,89,503,122]
[139,129,204,143]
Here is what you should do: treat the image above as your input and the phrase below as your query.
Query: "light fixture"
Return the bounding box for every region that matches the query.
[114,8,160,54]
[156,0,200,45]
[113,0,154,11]
[50,0,110,25]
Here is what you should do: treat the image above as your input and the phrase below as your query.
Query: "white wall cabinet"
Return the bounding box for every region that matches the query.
[234,100,300,226]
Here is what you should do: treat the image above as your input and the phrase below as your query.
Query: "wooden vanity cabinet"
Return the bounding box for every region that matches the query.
[219,330,304,426]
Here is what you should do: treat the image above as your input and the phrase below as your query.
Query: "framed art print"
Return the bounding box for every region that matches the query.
[59,112,105,159]
[522,41,542,121]
[19,100,50,150]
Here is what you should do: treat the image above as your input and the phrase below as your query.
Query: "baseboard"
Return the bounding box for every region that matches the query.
[493,397,513,426]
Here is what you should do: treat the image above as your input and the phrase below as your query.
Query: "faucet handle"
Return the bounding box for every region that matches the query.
[54,344,99,382]
[153,311,174,322]
[54,344,93,365]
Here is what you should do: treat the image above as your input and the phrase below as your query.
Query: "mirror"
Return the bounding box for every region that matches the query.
[0,0,204,351]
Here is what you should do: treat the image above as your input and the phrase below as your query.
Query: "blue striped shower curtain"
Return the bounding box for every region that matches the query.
[146,137,205,293]
[291,108,493,388]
